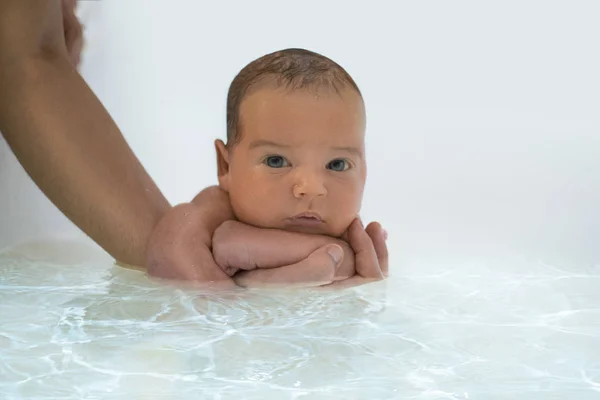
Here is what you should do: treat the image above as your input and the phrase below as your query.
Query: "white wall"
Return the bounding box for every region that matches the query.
[1,1,599,266]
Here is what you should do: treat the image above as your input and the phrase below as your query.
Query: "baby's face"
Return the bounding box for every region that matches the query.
[216,85,366,237]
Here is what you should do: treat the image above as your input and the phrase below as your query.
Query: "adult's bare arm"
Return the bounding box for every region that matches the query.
[0,0,170,267]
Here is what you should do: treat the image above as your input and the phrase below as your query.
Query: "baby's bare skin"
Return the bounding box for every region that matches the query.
[212,220,356,280]
[146,186,349,289]
[212,217,388,289]
[147,52,389,289]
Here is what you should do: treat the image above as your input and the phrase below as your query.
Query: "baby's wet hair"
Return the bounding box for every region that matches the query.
[226,48,361,146]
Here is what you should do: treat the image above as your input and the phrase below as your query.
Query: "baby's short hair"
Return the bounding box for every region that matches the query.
[226,48,361,146]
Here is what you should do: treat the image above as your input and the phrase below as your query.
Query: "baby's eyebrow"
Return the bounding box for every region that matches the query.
[332,146,363,157]
[249,140,362,157]
[248,139,290,149]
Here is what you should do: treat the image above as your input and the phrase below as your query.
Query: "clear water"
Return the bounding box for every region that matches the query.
[1,241,600,400]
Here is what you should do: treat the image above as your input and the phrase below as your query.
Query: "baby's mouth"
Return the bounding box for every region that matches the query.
[287,212,324,226]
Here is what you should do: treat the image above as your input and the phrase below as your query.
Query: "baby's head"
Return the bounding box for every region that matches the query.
[215,48,366,238]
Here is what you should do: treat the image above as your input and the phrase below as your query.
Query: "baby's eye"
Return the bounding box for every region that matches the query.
[327,159,350,172]
[263,155,290,168]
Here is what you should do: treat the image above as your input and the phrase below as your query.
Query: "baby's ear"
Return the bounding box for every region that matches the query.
[214,139,230,191]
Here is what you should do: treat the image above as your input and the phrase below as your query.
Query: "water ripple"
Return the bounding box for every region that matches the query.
[1,243,599,399]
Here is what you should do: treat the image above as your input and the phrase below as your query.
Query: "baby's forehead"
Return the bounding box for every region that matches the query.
[238,88,364,142]
[240,86,364,121]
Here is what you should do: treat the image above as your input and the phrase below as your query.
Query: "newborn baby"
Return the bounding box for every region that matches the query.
[147,48,388,288]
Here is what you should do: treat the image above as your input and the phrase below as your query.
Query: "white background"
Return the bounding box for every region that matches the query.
[1,1,598,267]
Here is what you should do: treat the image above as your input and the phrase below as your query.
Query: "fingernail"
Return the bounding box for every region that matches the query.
[357,217,364,228]
[327,245,343,264]
[383,229,388,241]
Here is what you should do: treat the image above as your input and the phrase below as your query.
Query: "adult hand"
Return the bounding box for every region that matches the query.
[0,0,65,62]
[234,218,389,290]
[62,0,84,67]
[146,206,346,289]
[321,218,389,289]
[145,203,237,289]
[0,0,82,67]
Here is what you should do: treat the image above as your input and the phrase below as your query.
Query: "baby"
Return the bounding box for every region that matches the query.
[147,48,388,288]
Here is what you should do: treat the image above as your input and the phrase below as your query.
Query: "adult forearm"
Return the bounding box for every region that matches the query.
[0,56,170,266]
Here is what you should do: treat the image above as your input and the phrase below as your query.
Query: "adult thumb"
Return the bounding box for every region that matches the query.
[322,244,344,269]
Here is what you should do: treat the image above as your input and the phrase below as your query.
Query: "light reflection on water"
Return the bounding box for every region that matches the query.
[1,240,599,399]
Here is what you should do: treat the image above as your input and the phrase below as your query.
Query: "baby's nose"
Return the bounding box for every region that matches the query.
[292,173,327,198]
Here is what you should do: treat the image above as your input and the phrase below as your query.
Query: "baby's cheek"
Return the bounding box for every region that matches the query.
[230,191,275,228]
[330,217,354,238]
[327,201,357,236]
[330,188,363,235]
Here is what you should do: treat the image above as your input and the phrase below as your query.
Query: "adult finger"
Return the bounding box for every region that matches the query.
[0,0,65,58]
[318,273,381,290]
[62,0,83,66]
[233,244,342,289]
[61,0,77,9]
[365,221,389,277]
[319,219,384,290]
[347,218,383,279]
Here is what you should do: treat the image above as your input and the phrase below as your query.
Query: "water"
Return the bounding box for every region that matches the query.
[1,241,600,399]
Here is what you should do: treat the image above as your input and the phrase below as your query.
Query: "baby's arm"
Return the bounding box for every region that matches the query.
[146,186,349,289]
[212,220,356,282]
